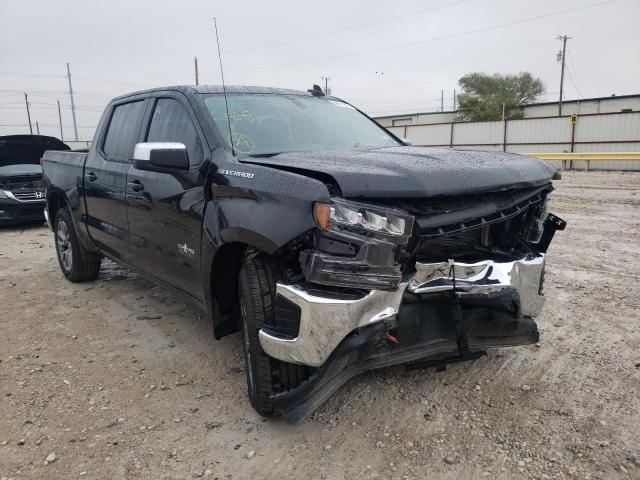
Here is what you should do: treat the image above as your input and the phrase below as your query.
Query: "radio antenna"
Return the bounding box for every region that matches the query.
[214,17,234,156]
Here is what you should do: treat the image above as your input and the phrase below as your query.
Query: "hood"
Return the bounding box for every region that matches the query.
[241,147,557,198]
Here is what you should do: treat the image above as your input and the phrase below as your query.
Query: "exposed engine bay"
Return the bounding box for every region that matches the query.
[298,183,559,291]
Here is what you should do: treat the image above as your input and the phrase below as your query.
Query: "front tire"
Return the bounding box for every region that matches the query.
[54,208,101,282]
[238,252,309,416]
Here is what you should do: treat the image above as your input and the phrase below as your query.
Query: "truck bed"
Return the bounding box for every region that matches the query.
[42,151,87,194]
[42,150,89,227]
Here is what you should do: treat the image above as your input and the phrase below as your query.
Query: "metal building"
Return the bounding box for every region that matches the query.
[373,94,640,127]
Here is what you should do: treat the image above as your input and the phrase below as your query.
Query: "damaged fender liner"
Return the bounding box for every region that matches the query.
[271,293,539,423]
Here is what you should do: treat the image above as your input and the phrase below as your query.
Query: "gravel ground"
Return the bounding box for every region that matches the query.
[1,171,639,480]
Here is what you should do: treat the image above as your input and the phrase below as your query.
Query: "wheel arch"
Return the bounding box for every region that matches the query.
[46,188,69,226]
[208,241,249,339]
[46,188,100,260]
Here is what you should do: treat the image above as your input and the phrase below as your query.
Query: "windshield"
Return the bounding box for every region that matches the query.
[203,94,400,156]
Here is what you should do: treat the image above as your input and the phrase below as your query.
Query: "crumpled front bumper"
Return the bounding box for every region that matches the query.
[259,253,546,367]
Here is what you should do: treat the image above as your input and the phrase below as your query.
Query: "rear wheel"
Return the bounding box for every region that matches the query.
[54,208,101,282]
[238,252,309,416]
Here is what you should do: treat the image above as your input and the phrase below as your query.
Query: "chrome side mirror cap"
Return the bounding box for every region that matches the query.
[133,142,189,172]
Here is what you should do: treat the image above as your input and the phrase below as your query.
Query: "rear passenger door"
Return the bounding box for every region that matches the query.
[125,96,207,300]
[84,100,147,260]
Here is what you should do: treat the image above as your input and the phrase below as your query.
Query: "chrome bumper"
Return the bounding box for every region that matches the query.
[259,254,546,367]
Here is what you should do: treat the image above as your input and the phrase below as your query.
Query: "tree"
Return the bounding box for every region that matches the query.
[456,72,545,121]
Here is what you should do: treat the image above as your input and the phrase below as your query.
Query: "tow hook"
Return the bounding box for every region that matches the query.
[383,331,400,345]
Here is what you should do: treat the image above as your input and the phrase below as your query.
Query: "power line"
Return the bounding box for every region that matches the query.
[565,65,585,99]
[317,38,556,87]
[0,123,97,128]
[566,50,585,99]
[0,71,65,78]
[73,75,146,88]
[0,102,104,109]
[0,71,144,88]
[0,89,113,98]
[227,0,619,73]
[225,0,471,55]
[0,88,69,94]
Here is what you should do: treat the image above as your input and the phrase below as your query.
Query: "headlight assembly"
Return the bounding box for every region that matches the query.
[314,199,413,238]
[526,196,550,244]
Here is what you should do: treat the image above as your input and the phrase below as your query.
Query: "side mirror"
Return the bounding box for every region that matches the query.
[133,142,189,172]
[402,138,413,146]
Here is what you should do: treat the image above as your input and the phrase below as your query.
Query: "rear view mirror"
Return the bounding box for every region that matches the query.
[133,142,189,172]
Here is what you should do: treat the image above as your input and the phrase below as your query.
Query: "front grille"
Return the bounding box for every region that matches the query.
[415,190,546,237]
[360,184,552,239]
[2,179,42,190]
[11,190,45,202]
[399,186,554,265]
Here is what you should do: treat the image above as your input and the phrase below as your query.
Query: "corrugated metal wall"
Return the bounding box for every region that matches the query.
[374,95,640,127]
[390,112,640,170]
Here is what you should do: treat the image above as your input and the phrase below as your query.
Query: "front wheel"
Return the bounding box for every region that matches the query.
[238,252,310,416]
[54,208,101,282]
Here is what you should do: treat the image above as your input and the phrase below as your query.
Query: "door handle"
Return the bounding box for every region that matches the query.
[127,181,145,192]
[86,172,97,182]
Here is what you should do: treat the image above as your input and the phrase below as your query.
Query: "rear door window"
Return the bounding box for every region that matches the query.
[146,98,203,166]
[102,101,146,161]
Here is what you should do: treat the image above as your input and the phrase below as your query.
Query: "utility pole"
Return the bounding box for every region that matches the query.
[66,62,79,141]
[57,99,64,140]
[194,57,199,85]
[24,92,33,134]
[556,35,571,116]
[441,90,444,112]
[36,121,40,135]
[453,89,457,111]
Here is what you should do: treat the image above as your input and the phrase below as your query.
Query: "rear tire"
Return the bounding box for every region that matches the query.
[54,208,101,282]
[238,252,309,416]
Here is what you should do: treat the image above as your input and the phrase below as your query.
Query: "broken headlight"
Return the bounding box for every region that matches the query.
[304,199,413,290]
[526,196,550,243]
[314,199,414,239]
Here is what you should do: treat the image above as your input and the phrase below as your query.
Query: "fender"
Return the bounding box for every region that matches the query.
[200,158,331,337]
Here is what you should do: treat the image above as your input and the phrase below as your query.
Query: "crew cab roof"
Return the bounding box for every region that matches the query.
[112,85,312,102]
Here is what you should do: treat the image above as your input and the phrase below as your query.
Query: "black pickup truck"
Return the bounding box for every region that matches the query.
[42,85,565,422]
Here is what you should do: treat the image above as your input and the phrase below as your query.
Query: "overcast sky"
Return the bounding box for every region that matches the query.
[1,0,638,140]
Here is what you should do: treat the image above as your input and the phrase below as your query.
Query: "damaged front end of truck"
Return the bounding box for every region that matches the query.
[259,183,566,422]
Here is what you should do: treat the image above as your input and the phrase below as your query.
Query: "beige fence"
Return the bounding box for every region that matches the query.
[385,111,640,170]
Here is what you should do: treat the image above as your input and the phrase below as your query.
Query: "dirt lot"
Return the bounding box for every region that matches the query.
[1,171,639,480]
